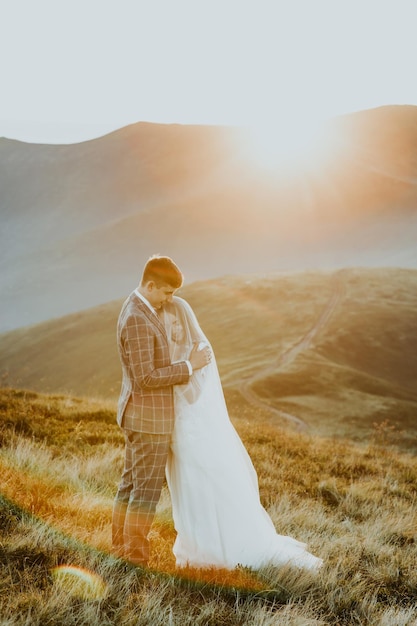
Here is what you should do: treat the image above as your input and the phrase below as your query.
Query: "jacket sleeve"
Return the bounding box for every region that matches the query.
[122,312,189,389]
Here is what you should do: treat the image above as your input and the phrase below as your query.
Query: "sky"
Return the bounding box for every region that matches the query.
[1,0,417,144]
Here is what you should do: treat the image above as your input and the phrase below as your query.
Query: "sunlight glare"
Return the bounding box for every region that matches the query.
[242,117,333,175]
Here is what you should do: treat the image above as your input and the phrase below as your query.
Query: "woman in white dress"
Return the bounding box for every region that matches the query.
[161,296,323,572]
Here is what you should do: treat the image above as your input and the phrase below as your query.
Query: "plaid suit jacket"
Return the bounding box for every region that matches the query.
[116,291,190,434]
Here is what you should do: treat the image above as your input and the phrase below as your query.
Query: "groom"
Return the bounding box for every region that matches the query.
[111,254,210,566]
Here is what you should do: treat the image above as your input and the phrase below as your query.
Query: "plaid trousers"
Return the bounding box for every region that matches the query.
[112,429,171,565]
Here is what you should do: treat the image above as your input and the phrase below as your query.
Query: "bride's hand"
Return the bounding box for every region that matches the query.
[188,343,211,371]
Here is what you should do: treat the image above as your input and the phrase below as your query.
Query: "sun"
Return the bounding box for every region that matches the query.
[240,116,336,176]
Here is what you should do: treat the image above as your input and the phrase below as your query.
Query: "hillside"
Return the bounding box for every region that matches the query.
[0,387,416,624]
[1,268,416,451]
[1,105,417,331]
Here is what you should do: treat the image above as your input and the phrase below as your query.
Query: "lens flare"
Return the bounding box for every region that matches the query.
[51,565,108,600]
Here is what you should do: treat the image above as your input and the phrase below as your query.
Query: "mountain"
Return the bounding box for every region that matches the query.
[1,268,416,451]
[1,105,417,331]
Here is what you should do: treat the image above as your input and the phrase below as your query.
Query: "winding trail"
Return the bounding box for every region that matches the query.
[238,270,346,431]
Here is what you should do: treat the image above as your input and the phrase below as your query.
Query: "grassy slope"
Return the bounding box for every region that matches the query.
[1,268,417,451]
[0,387,416,624]
[0,270,334,399]
[251,268,417,450]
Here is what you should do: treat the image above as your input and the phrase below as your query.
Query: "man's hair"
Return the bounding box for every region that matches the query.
[141,255,184,289]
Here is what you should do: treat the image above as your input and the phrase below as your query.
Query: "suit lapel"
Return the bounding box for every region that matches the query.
[152,310,168,339]
[132,293,168,339]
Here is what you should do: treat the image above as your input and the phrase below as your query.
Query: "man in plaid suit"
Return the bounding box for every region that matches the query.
[112,255,210,566]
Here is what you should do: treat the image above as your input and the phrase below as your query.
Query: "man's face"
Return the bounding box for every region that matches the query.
[146,282,176,310]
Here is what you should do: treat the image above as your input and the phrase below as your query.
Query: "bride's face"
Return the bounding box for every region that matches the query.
[171,317,185,344]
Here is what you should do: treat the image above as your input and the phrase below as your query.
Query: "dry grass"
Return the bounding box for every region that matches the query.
[1,388,417,624]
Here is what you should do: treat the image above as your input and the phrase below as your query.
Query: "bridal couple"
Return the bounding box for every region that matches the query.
[112,255,323,572]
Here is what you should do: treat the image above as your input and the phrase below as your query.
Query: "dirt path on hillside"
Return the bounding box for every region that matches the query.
[238,270,346,431]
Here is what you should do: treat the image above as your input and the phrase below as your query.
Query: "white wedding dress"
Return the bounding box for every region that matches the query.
[162,297,323,572]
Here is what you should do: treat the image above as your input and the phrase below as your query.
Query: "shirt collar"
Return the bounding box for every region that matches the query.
[134,288,157,315]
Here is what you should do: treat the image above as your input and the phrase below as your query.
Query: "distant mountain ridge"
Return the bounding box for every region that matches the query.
[1,105,417,331]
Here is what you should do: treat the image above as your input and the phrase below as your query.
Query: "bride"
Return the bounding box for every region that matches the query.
[161,296,323,572]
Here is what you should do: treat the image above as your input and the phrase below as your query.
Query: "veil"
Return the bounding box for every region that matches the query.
[161,296,212,405]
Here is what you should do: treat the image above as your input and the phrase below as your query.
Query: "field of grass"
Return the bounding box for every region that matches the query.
[1,387,417,624]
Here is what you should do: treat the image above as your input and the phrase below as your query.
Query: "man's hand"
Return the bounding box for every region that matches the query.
[188,343,211,371]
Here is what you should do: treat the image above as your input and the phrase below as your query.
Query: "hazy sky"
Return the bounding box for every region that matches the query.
[1,0,417,143]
